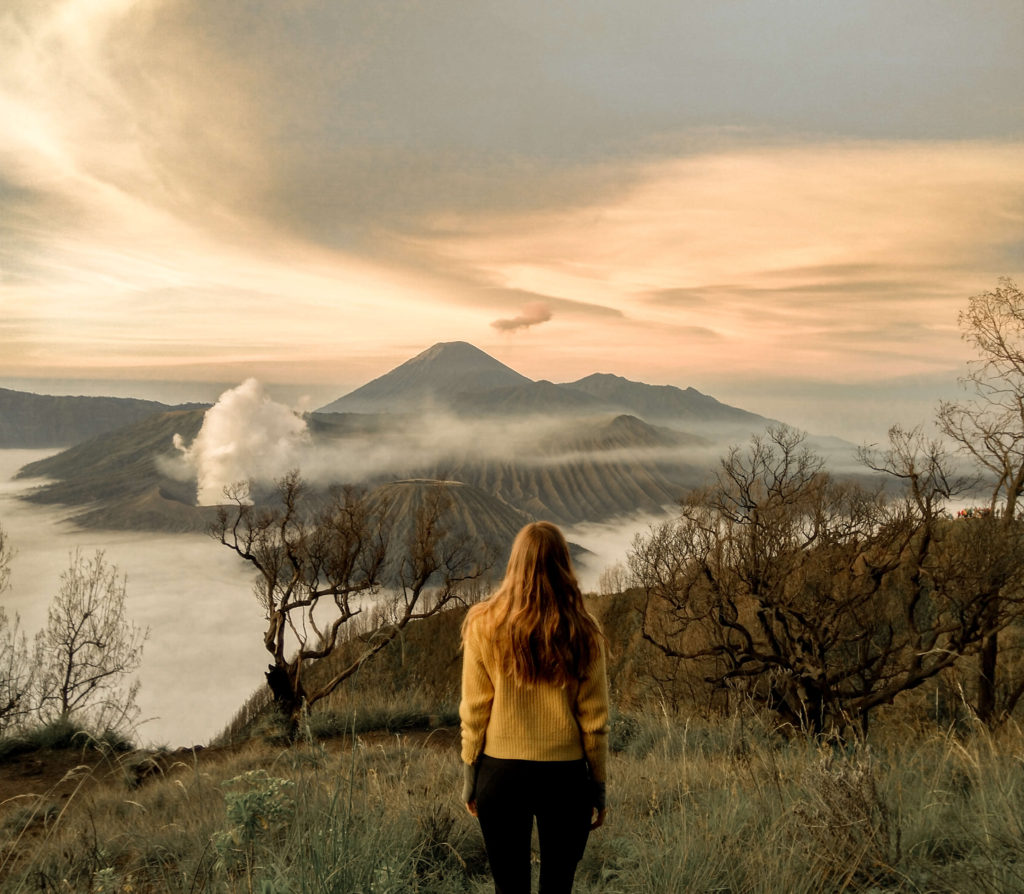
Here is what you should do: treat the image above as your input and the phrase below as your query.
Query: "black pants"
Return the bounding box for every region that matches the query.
[475,755,592,894]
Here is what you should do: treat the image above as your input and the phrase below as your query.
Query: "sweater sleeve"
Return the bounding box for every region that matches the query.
[576,639,610,785]
[459,619,494,767]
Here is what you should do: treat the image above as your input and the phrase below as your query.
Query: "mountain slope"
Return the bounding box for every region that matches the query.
[9,343,786,533]
[319,342,768,426]
[369,478,530,570]
[451,380,610,416]
[0,388,199,448]
[18,405,706,530]
[542,414,706,454]
[367,479,587,573]
[16,409,216,532]
[563,373,768,426]
[413,453,703,523]
[319,341,531,413]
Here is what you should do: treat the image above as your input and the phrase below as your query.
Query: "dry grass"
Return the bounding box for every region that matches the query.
[4,709,1024,893]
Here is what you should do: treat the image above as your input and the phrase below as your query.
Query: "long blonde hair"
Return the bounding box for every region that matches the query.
[465,521,603,686]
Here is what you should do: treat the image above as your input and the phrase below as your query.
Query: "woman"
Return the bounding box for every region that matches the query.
[460,521,609,894]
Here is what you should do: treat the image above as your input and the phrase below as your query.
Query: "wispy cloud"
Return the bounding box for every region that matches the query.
[1,1,1022,394]
[491,301,553,332]
[424,141,1024,379]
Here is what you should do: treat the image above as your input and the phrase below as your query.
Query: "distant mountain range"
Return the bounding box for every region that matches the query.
[8,341,793,539]
[0,387,207,448]
[564,373,759,425]
[317,341,768,428]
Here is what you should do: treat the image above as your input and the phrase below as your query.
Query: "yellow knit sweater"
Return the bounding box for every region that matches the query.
[459,610,610,784]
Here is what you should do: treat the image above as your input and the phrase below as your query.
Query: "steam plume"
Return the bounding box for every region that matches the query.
[174,379,309,505]
[491,301,553,332]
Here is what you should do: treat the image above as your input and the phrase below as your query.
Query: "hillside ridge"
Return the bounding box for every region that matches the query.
[0,387,206,448]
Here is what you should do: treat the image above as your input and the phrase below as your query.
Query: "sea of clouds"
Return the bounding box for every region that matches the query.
[0,450,266,747]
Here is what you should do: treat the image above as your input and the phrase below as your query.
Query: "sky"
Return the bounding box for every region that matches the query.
[2,0,1023,440]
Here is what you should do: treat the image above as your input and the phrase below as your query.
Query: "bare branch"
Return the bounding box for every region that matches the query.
[631,426,1024,735]
[212,474,491,732]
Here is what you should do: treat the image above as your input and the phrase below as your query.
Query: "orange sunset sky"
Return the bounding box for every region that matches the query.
[1,0,1022,439]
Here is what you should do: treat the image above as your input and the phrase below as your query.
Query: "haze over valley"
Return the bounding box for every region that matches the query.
[0,451,265,746]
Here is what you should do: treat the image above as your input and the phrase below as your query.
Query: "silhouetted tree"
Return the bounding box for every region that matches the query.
[938,277,1024,722]
[0,522,34,735]
[597,561,631,597]
[631,426,1024,735]
[0,609,32,736]
[214,473,488,731]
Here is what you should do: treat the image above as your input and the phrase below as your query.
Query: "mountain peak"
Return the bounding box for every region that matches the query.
[574,373,628,384]
[317,342,531,414]
[421,340,478,354]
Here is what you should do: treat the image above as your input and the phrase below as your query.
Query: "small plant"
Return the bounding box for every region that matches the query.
[90,866,131,893]
[212,769,295,891]
[609,712,641,753]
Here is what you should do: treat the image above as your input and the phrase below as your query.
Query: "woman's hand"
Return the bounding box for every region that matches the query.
[590,806,606,830]
[462,763,478,812]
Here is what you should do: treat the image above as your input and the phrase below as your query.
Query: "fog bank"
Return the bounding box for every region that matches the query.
[172,380,719,505]
[565,511,669,592]
[0,450,266,747]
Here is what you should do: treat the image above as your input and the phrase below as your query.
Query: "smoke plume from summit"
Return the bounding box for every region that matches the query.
[173,379,309,505]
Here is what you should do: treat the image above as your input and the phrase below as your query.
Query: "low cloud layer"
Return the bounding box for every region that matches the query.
[172,380,570,503]
[171,380,741,508]
[564,512,668,592]
[490,301,553,332]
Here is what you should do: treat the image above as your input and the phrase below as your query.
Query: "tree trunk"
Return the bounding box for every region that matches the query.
[977,612,998,725]
[265,664,304,737]
[978,498,1015,726]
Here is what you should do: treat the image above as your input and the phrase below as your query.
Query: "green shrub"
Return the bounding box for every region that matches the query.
[0,717,123,760]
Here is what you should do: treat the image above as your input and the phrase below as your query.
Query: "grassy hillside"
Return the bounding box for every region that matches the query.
[4,587,1024,892]
[216,590,665,746]
[3,700,1024,892]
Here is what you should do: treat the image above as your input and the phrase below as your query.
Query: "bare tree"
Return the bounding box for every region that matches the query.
[631,426,1024,735]
[939,278,1024,517]
[0,522,10,595]
[33,550,148,734]
[214,473,488,731]
[0,523,34,735]
[0,610,33,736]
[597,561,632,596]
[938,277,1024,722]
